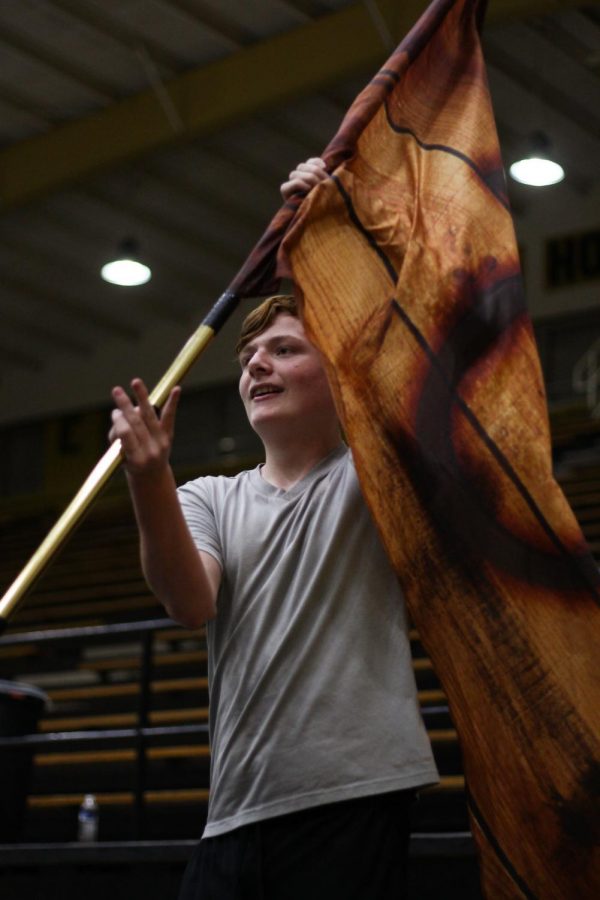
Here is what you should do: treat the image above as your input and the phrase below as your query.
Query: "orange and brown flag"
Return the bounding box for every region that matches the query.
[273,0,600,897]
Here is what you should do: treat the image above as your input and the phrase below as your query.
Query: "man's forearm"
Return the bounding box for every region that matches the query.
[127,465,218,627]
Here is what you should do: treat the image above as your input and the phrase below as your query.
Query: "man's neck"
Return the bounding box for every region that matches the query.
[260,430,343,491]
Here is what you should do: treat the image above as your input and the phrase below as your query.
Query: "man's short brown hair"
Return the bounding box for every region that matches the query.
[236,295,297,356]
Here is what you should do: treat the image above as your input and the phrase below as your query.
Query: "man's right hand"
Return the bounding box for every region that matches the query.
[109,378,180,478]
[108,377,219,628]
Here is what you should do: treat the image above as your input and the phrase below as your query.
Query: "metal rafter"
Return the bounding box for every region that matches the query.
[0,84,54,126]
[80,183,240,282]
[0,311,91,357]
[164,0,254,46]
[528,12,600,73]
[139,159,266,231]
[0,267,140,341]
[46,0,185,72]
[0,18,117,101]
[0,343,44,373]
[3,0,592,212]
[485,38,600,139]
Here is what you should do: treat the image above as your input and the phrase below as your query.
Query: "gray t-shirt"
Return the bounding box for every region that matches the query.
[178,444,438,837]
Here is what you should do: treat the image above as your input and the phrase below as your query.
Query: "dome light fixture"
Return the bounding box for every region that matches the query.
[509,132,565,187]
[101,238,152,286]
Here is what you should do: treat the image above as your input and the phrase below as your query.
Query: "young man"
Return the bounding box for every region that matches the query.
[109,161,437,899]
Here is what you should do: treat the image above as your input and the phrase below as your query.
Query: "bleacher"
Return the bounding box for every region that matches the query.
[552,404,600,558]
[1,409,598,899]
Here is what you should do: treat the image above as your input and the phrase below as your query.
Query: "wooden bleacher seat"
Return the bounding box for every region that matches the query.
[2,601,465,843]
[550,404,600,451]
[15,439,600,854]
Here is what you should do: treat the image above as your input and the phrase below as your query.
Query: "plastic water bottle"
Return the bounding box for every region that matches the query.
[77,794,99,842]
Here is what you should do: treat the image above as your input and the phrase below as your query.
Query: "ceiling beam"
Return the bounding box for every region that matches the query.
[0,266,140,340]
[486,41,600,139]
[0,342,44,372]
[0,0,594,211]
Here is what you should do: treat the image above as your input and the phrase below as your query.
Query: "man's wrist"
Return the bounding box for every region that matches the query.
[125,461,175,490]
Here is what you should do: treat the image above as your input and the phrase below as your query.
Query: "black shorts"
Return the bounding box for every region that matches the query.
[178,789,415,900]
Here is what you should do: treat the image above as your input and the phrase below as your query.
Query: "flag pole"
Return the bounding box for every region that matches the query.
[0,290,238,633]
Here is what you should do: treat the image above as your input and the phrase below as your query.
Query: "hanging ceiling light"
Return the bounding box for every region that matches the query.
[509,131,565,187]
[101,238,152,286]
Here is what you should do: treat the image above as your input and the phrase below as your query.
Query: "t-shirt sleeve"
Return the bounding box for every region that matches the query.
[177,479,223,568]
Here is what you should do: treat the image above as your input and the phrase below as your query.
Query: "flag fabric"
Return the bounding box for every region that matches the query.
[275,0,600,896]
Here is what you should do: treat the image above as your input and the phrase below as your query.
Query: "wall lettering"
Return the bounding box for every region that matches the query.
[546,229,600,288]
